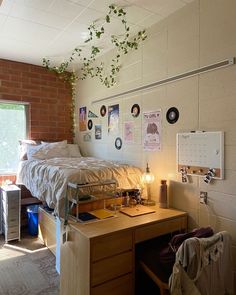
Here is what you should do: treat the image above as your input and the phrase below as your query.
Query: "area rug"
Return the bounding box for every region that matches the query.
[0,246,59,295]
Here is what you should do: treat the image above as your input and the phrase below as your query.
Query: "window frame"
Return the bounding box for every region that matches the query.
[0,100,30,175]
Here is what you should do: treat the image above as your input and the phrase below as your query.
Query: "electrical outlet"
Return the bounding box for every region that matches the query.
[200,191,207,204]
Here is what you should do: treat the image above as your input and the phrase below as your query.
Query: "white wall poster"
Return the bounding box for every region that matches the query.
[143,110,161,151]
[124,121,134,143]
[108,104,119,135]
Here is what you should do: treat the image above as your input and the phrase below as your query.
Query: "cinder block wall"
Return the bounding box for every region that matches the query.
[76,0,236,286]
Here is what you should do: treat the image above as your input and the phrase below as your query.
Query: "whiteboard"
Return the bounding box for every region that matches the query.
[177,131,224,179]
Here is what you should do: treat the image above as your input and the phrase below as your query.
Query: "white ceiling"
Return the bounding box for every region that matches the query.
[0,0,193,68]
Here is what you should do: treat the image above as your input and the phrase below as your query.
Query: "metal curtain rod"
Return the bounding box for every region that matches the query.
[91,57,235,104]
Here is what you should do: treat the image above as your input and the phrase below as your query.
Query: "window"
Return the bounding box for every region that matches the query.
[0,102,28,174]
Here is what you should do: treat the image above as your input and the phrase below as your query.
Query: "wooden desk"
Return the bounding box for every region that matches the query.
[60,206,187,295]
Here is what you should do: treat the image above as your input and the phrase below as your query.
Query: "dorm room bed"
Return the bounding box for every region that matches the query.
[17,156,143,217]
[17,140,143,256]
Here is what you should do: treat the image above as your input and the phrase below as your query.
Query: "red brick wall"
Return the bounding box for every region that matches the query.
[0,58,73,185]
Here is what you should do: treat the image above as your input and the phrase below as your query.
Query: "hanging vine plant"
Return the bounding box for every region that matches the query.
[43,4,147,88]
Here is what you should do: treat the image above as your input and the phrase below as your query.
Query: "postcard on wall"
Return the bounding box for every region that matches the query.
[95,125,102,139]
[143,110,161,151]
[83,132,91,142]
[108,104,119,135]
[79,106,87,131]
[124,121,134,143]
[88,110,98,118]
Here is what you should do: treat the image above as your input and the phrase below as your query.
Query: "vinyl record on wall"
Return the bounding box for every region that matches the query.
[131,104,140,118]
[115,137,122,150]
[88,119,93,130]
[100,105,106,117]
[166,107,179,124]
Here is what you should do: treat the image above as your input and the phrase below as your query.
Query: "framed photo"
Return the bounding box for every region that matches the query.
[95,125,102,139]
[131,104,140,118]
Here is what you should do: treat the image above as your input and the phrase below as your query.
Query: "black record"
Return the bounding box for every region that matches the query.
[100,105,106,117]
[131,104,140,118]
[87,119,93,130]
[166,107,179,124]
[115,137,122,150]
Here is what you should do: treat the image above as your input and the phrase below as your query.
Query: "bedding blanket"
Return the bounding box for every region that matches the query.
[17,157,143,215]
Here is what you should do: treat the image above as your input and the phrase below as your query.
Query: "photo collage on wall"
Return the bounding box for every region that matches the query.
[79,102,163,152]
[80,106,101,141]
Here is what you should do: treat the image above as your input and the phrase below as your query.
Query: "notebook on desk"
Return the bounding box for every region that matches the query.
[89,209,115,219]
[120,205,155,217]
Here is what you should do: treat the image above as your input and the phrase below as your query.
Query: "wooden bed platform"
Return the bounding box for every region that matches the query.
[38,207,57,256]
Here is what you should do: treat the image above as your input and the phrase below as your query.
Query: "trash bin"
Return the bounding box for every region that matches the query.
[27,205,39,236]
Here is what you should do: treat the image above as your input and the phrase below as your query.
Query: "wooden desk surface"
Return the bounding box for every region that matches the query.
[69,206,187,239]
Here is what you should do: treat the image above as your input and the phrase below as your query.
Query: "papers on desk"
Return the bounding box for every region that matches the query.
[120,205,155,217]
[78,209,115,222]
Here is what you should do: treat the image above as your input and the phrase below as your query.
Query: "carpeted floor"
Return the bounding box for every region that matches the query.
[0,231,59,295]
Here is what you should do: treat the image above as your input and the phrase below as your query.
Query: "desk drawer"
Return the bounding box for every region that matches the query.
[135,216,187,243]
[91,273,132,295]
[91,251,132,286]
[91,230,132,262]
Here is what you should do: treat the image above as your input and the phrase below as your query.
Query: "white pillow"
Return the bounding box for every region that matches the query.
[67,144,82,158]
[41,140,67,147]
[28,142,69,160]
[27,144,44,160]
[19,139,40,160]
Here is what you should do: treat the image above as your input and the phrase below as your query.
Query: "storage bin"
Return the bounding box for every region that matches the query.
[27,205,39,236]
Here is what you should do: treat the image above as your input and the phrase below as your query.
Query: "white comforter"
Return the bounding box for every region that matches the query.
[17,157,143,215]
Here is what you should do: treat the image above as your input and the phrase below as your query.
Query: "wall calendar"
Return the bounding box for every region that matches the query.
[177,131,224,180]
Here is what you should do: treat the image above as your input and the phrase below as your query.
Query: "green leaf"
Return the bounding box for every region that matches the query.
[96,31,101,38]
[106,15,110,23]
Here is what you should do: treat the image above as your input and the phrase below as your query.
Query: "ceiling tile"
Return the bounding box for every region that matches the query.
[123,5,153,25]
[156,0,185,17]
[57,22,89,45]
[89,0,129,14]
[102,16,128,36]
[1,16,60,45]
[136,13,163,28]
[0,0,14,15]
[75,7,104,25]
[124,0,185,16]
[16,0,55,11]
[47,0,86,19]
[181,0,195,3]
[0,13,7,30]
[67,0,94,7]
[0,0,193,66]
[10,2,72,29]
[0,36,43,63]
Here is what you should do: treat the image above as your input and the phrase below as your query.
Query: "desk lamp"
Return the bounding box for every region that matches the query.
[142,163,155,206]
